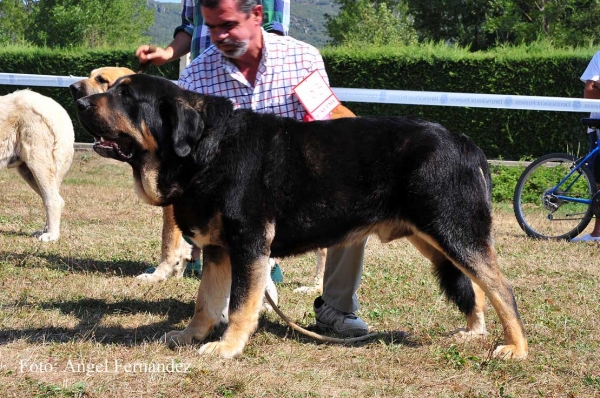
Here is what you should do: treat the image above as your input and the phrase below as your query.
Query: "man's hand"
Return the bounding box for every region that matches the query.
[135,45,173,67]
[135,32,193,67]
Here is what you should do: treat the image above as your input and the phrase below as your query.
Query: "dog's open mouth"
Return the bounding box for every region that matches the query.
[93,136,134,161]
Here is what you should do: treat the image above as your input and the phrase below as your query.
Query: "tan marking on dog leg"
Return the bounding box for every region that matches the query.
[198,224,275,358]
[466,281,487,334]
[453,281,488,340]
[197,256,268,358]
[137,205,187,282]
[407,234,488,340]
[164,250,231,349]
[408,232,527,359]
[453,246,527,359]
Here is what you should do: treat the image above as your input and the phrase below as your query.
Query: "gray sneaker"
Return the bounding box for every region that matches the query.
[313,296,369,337]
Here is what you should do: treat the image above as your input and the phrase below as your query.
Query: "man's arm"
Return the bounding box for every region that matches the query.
[135,0,195,66]
[584,80,600,100]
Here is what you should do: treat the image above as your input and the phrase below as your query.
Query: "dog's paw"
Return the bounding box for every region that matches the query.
[136,272,168,283]
[164,330,193,349]
[33,231,59,242]
[197,341,243,359]
[293,285,320,294]
[451,327,488,341]
[492,344,528,360]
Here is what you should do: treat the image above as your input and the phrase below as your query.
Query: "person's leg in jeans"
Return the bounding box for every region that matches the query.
[313,239,369,336]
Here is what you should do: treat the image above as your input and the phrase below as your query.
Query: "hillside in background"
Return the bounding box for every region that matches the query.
[145,0,338,48]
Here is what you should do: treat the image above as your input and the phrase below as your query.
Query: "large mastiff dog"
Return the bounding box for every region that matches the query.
[74,74,528,360]
[0,90,74,241]
[69,67,336,290]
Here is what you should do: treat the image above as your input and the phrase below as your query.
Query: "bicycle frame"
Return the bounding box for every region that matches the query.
[548,130,600,205]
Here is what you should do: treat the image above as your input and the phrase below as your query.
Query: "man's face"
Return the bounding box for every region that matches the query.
[203,0,262,59]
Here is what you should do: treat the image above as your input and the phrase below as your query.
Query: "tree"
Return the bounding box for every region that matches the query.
[325,0,417,47]
[407,0,600,50]
[484,0,600,47]
[406,0,495,50]
[0,0,33,44]
[0,0,153,48]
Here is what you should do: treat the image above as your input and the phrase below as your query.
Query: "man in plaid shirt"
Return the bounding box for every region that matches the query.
[137,0,369,338]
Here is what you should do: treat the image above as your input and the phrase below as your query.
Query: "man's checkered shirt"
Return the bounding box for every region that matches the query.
[178,31,329,121]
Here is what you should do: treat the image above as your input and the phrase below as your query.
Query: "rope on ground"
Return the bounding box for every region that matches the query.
[264,291,379,344]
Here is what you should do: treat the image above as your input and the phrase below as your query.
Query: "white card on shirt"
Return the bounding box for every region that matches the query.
[293,71,340,120]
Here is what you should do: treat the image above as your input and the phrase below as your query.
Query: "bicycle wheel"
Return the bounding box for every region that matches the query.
[513,153,596,240]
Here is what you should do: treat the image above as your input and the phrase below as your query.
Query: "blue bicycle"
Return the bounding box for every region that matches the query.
[513,118,600,239]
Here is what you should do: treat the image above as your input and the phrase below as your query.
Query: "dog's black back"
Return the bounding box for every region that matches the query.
[163,94,492,261]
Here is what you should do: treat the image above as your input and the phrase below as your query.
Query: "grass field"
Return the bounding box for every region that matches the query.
[1,154,599,397]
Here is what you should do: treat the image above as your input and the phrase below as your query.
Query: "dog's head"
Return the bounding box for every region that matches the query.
[69,67,135,101]
[74,73,232,204]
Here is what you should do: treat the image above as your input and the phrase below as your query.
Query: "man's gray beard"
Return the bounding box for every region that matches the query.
[217,39,250,59]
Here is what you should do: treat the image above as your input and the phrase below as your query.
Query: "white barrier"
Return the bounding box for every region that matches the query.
[1,72,598,113]
[0,73,86,88]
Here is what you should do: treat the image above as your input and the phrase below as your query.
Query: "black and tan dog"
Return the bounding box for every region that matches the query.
[74,74,528,360]
[69,67,336,289]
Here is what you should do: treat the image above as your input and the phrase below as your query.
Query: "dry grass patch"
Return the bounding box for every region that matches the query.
[0,154,599,397]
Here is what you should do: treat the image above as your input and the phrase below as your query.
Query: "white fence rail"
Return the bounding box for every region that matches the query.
[1,72,598,113]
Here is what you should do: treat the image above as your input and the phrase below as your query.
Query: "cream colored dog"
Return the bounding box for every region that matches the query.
[0,90,74,241]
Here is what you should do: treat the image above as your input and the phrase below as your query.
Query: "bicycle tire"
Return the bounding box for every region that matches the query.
[513,153,596,240]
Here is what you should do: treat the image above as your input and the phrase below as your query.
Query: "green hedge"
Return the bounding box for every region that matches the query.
[0,45,597,160]
[322,45,596,160]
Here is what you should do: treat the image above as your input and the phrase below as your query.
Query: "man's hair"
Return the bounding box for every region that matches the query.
[200,0,260,14]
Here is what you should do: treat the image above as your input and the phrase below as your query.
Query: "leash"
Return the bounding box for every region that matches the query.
[263,291,379,344]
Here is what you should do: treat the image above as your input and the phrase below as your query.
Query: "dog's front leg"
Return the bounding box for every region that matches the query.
[164,245,231,348]
[197,247,270,359]
[137,205,187,282]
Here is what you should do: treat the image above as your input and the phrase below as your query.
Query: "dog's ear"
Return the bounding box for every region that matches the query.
[160,98,203,157]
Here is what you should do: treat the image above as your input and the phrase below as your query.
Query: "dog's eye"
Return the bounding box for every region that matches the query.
[95,76,108,85]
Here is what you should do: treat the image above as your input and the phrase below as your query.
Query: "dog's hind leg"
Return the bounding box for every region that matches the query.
[17,162,64,242]
[462,247,528,359]
[164,245,231,348]
[407,234,487,337]
[407,233,527,359]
